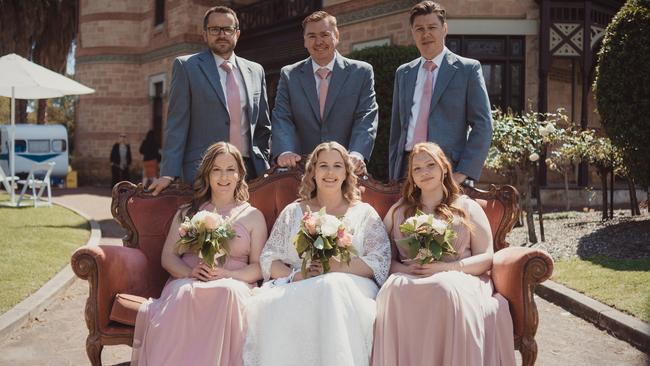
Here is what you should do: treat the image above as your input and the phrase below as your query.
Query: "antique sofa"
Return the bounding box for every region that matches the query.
[71,166,553,366]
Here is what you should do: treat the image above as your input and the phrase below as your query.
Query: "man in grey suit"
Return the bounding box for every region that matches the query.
[388,1,492,184]
[150,6,271,195]
[272,11,378,174]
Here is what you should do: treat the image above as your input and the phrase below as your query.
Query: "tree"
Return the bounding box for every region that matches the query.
[0,0,78,124]
[487,108,567,243]
[594,0,650,190]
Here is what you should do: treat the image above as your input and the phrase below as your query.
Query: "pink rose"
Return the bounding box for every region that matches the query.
[178,227,187,237]
[203,213,223,230]
[337,232,352,248]
[304,217,318,236]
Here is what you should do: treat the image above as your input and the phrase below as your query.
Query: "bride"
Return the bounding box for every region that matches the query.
[243,141,391,366]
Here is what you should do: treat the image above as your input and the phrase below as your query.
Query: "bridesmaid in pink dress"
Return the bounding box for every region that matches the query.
[131,142,268,366]
[372,142,516,366]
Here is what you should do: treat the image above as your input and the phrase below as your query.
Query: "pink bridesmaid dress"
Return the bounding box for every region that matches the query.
[372,196,516,366]
[131,202,254,366]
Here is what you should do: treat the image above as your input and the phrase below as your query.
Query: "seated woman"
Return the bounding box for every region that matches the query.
[243,141,391,366]
[131,142,268,366]
[372,142,515,366]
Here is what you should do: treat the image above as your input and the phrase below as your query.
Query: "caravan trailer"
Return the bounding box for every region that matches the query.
[0,124,69,177]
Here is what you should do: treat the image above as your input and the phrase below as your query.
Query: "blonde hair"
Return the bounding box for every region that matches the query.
[394,142,469,228]
[184,142,249,218]
[298,141,360,203]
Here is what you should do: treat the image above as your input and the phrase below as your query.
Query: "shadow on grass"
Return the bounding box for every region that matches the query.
[576,218,650,260]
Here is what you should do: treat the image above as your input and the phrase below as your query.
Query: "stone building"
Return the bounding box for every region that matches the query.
[75,0,623,187]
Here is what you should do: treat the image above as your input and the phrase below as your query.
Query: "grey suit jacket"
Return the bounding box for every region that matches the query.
[160,49,271,182]
[271,54,378,161]
[388,51,492,181]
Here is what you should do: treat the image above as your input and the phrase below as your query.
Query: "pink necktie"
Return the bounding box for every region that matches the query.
[220,61,242,151]
[409,61,437,150]
[316,67,331,119]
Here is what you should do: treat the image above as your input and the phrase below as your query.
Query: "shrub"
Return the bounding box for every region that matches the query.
[346,45,420,181]
[593,0,650,187]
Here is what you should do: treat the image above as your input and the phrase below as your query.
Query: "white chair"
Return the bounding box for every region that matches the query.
[0,165,18,194]
[16,162,55,207]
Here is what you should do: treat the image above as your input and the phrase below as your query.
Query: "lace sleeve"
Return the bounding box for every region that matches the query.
[259,203,301,281]
[357,205,391,286]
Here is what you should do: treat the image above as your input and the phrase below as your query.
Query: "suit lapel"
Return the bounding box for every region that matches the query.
[197,50,228,109]
[298,59,321,122]
[322,55,350,121]
[400,58,420,129]
[236,57,255,129]
[429,51,459,112]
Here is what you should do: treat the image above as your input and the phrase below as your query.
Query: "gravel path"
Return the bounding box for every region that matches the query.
[507,209,650,260]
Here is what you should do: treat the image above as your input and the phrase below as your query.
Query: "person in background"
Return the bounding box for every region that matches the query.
[110,133,132,187]
[139,130,162,187]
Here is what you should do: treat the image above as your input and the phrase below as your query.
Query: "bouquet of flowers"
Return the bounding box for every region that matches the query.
[293,207,358,278]
[396,210,457,265]
[175,210,236,268]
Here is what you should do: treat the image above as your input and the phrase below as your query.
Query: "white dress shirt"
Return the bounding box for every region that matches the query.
[213,52,250,157]
[405,47,448,151]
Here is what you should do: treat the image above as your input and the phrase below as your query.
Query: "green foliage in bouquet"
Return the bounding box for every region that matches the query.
[396,210,457,265]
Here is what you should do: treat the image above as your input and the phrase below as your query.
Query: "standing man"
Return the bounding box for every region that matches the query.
[272,11,378,174]
[110,133,132,187]
[388,1,492,183]
[150,6,271,195]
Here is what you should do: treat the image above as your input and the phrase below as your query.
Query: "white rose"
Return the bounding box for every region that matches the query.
[529,153,540,162]
[190,210,211,227]
[404,216,419,227]
[429,218,448,235]
[319,214,341,237]
[415,214,432,228]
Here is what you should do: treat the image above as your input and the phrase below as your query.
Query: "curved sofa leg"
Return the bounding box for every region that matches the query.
[520,336,538,366]
[86,333,103,366]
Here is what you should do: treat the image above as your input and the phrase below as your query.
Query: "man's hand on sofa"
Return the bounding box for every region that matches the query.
[277,152,301,168]
[148,176,174,196]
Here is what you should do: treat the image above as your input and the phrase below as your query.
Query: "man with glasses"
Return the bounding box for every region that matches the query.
[150,6,271,195]
[388,1,492,184]
[272,11,378,175]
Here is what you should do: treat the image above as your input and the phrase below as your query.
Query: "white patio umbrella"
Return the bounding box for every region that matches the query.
[0,53,95,204]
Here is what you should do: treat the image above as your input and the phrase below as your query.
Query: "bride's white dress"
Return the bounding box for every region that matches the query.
[243,202,391,366]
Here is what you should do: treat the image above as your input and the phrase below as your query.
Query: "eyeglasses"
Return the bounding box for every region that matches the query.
[206,26,238,36]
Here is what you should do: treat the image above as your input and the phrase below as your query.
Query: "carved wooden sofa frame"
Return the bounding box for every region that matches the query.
[71,167,553,365]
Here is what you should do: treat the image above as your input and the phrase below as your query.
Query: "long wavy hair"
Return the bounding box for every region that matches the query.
[393,142,469,229]
[298,141,361,203]
[182,142,249,219]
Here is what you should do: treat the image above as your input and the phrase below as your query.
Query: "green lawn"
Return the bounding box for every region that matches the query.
[0,194,90,314]
[553,257,650,323]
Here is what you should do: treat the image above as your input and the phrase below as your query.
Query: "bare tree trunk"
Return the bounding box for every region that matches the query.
[609,168,614,219]
[16,99,27,123]
[36,99,47,124]
[523,168,538,244]
[627,177,640,216]
[564,170,570,211]
[535,163,545,242]
[599,166,608,221]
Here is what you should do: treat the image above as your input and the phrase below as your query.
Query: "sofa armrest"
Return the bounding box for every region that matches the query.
[492,247,554,339]
[71,245,151,332]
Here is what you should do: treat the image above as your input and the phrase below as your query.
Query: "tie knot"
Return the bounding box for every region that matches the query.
[423,61,436,72]
[220,61,233,73]
[316,67,330,80]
